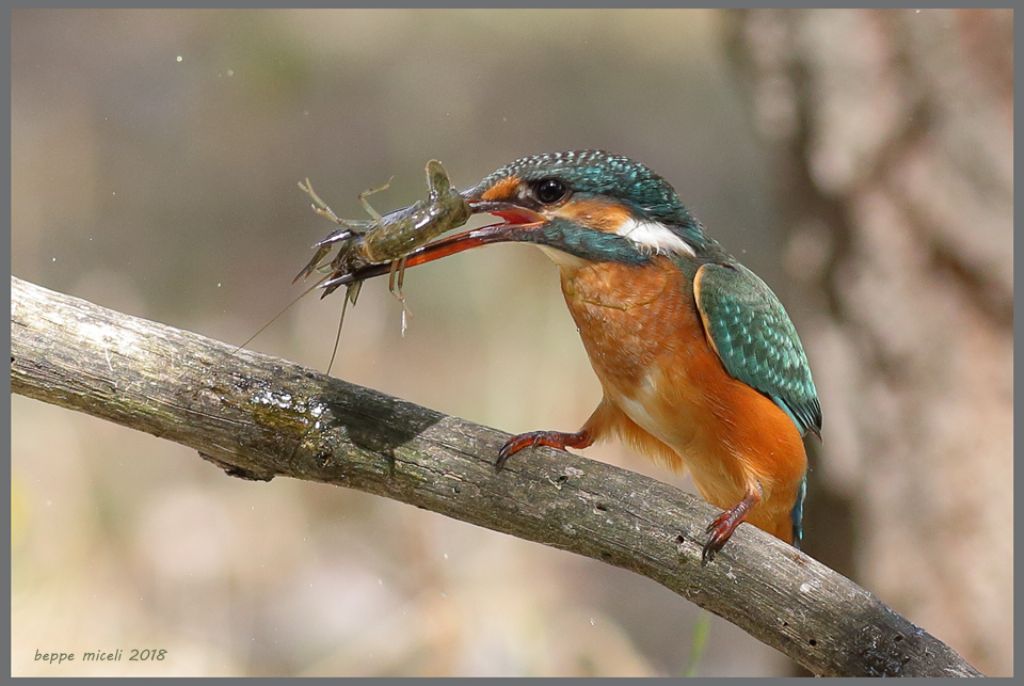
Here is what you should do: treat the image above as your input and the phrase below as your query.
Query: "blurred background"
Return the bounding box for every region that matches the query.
[11,8,1012,677]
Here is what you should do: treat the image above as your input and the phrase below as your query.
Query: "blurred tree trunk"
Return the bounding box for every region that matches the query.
[724,8,1013,676]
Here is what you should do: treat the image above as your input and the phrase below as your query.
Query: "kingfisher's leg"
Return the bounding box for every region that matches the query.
[702,484,763,565]
[496,428,593,471]
[495,400,623,472]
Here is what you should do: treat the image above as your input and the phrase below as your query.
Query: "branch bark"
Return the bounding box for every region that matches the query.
[10,275,981,677]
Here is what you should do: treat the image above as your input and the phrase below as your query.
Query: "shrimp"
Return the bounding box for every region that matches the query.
[236,161,470,371]
[294,159,471,316]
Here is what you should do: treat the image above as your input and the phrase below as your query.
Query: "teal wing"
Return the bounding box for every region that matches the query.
[694,262,821,437]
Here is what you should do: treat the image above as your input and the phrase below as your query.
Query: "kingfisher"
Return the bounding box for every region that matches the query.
[340,151,821,562]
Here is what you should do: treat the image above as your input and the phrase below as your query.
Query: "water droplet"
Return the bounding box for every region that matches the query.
[443,552,449,560]
[589,617,596,627]
[51,257,57,262]
[216,282,222,288]
[176,55,183,63]
[226,69,235,77]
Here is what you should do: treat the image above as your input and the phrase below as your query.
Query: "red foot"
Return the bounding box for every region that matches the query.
[701,491,759,565]
[496,429,592,472]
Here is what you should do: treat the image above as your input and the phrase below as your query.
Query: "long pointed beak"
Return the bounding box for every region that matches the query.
[319,198,547,292]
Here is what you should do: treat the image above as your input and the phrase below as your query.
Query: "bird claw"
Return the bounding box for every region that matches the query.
[701,513,733,565]
[495,431,548,472]
[700,495,757,566]
[495,430,589,472]
[705,509,732,534]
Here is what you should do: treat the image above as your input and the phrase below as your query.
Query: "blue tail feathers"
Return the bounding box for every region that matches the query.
[790,473,808,549]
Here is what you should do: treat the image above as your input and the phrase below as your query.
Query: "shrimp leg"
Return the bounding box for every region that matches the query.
[299,178,346,225]
[359,176,395,221]
[387,256,413,336]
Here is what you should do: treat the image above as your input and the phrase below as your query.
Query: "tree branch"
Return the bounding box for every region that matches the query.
[10,276,981,677]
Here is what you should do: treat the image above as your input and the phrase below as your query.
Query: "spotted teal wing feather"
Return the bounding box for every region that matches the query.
[693,262,822,438]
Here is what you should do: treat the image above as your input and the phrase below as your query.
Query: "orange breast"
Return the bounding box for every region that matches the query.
[559,257,806,542]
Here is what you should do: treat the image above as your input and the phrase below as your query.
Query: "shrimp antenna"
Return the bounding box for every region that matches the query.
[324,292,350,376]
[233,274,331,355]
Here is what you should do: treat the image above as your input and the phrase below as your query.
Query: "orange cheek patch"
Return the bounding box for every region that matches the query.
[480,175,521,201]
[554,199,632,233]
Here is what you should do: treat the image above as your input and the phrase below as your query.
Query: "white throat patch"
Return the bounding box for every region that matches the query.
[616,217,696,257]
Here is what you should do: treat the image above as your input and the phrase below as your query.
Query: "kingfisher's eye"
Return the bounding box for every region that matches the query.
[532,177,570,205]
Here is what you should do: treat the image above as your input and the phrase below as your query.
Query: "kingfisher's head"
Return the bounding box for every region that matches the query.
[456,150,709,267]
[368,151,712,277]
